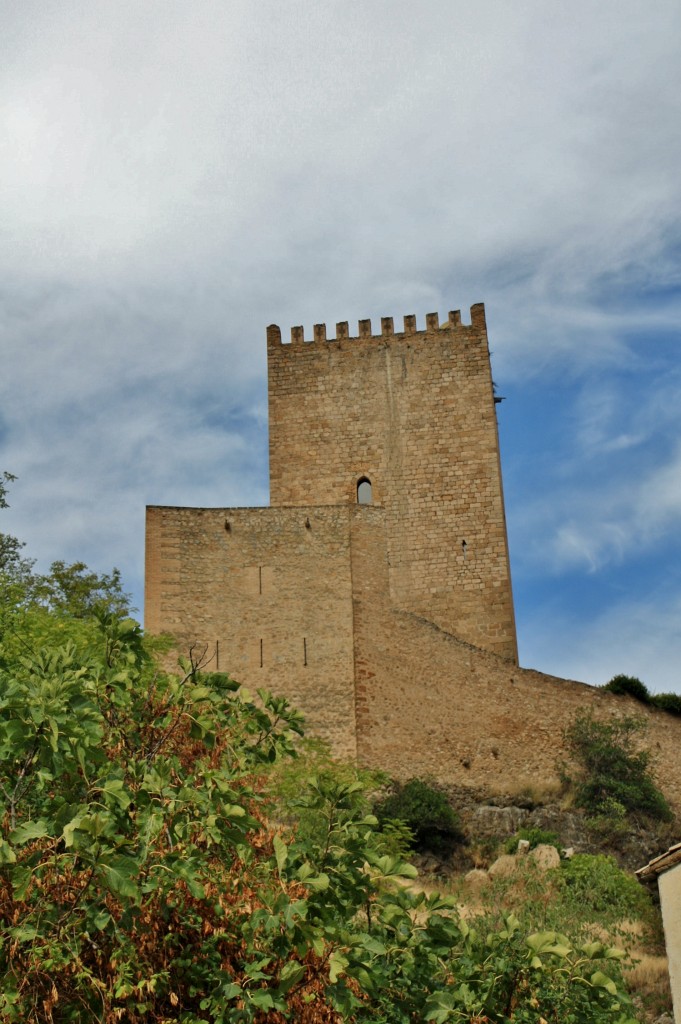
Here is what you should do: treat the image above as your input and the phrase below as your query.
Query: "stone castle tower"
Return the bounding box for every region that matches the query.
[144,305,681,805]
[267,304,517,660]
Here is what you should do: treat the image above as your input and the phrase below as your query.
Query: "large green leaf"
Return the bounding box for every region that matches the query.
[10,819,50,844]
[590,970,618,995]
[277,960,306,993]
[0,838,17,864]
[99,777,132,810]
[273,833,288,874]
[328,950,349,983]
[98,855,140,900]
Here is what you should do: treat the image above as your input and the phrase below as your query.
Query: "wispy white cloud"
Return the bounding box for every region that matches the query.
[515,438,681,577]
[506,349,681,582]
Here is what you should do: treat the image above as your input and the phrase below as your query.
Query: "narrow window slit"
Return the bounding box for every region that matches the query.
[357,477,372,504]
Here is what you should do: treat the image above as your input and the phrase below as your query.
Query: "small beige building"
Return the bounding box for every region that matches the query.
[638,842,681,1023]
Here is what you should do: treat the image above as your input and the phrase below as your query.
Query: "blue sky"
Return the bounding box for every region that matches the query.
[1,1,680,692]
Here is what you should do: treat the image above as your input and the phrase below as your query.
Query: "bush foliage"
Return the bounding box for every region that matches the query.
[557,854,652,921]
[651,692,681,715]
[602,673,681,717]
[372,777,463,855]
[0,607,644,1022]
[563,711,672,824]
[477,850,657,951]
[602,675,650,703]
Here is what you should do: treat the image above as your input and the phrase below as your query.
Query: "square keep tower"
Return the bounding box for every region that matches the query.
[266,304,517,661]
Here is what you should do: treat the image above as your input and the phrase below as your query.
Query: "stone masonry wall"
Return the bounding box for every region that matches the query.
[267,307,517,661]
[144,305,681,815]
[145,504,358,758]
[144,501,681,813]
[348,514,681,810]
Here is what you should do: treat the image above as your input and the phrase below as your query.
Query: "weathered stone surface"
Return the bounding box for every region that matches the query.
[464,868,491,888]
[528,844,561,871]
[488,854,518,879]
[471,806,529,838]
[527,808,585,849]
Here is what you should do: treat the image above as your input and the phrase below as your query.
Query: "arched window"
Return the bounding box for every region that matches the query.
[357,477,372,505]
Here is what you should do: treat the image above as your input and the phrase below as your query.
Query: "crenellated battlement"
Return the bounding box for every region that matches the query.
[266,303,486,346]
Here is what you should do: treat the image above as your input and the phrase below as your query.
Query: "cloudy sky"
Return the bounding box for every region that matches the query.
[1,1,680,693]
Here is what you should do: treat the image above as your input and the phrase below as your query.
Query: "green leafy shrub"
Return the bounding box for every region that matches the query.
[0,610,315,1021]
[264,735,408,849]
[581,797,637,847]
[0,609,639,1023]
[505,826,560,854]
[557,854,652,921]
[373,777,463,855]
[650,691,681,716]
[563,711,673,823]
[602,675,650,703]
